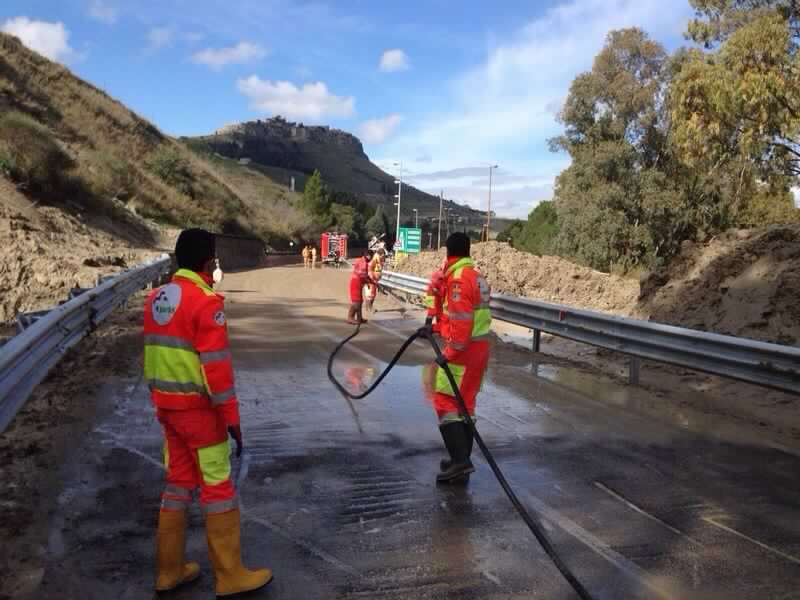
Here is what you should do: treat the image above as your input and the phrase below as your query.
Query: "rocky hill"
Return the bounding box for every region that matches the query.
[187,118,484,222]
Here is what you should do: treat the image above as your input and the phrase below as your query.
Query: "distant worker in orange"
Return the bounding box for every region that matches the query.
[302,245,310,269]
[365,249,384,313]
[311,245,318,269]
[144,228,272,596]
[347,250,372,324]
[425,232,491,483]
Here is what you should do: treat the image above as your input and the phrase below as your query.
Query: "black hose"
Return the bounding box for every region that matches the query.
[327,324,595,600]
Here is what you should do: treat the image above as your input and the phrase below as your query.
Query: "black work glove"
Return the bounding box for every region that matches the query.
[419,316,434,338]
[228,425,243,458]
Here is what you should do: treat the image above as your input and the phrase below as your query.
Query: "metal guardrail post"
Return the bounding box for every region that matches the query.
[532,329,541,353]
[629,357,640,386]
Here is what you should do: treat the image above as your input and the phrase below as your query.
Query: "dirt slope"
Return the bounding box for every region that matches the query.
[0,181,162,324]
[638,225,800,345]
[399,233,800,346]
[396,242,639,314]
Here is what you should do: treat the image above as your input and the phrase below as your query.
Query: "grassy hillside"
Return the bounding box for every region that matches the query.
[0,32,306,246]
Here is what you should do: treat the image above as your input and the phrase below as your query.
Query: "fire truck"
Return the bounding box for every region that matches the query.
[320,232,348,268]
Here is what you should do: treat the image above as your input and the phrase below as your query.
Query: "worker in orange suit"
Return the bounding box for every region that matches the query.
[347,250,372,324]
[365,249,385,313]
[425,233,491,483]
[144,228,272,596]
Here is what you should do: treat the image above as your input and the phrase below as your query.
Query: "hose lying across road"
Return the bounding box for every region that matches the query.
[327,322,595,600]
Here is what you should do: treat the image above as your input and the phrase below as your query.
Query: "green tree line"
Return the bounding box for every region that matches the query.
[501,0,800,272]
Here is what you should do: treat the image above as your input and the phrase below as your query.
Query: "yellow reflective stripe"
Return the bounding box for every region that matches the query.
[144,345,205,387]
[174,268,216,296]
[163,442,169,469]
[200,349,231,364]
[423,295,435,308]
[197,441,231,485]
[472,308,492,338]
[446,257,474,276]
[435,363,466,396]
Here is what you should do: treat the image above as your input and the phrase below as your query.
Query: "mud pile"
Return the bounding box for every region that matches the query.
[396,242,639,314]
[0,185,162,324]
[638,225,800,344]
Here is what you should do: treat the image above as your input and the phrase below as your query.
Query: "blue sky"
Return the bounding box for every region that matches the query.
[1,0,695,217]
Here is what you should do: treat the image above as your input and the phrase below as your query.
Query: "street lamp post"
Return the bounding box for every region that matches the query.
[437,190,443,249]
[393,161,403,248]
[413,208,418,228]
[487,164,498,241]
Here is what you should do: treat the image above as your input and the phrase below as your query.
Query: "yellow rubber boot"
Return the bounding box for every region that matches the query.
[206,508,273,596]
[155,510,201,592]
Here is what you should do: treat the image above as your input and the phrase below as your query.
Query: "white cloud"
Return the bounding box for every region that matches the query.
[379,49,409,72]
[146,27,173,52]
[375,0,693,216]
[359,114,402,144]
[88,0,117,25]
[1,17,76,63]
[192,42,267,70]
[237,76,355,121]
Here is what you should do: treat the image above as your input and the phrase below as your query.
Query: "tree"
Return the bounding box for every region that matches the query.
[687,0,800,48]
[550,28,689,271]
[517,202,559,255]
[365,205,390,237]
[497,220,524,244]
[302,170,330,216]
[673,12,800,183]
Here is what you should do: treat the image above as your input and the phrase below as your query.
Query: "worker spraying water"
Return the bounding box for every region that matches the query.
[328,231,595,599]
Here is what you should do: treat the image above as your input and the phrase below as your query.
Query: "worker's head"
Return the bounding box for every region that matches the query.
[175,228,216,274]
[446,232,470,258]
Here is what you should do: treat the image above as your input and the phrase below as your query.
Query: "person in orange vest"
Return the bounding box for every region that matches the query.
[144,228,272,596]
[425,233,492,483]
[365,249,384,313]
[347,250,372,324]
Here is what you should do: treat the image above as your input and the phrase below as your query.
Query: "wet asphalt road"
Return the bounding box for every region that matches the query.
[31,266,800,599]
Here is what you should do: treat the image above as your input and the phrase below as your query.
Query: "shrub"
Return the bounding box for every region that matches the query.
[147,146,194,197]
[0,111,71,193]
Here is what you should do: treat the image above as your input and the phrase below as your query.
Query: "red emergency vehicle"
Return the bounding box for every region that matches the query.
[321,232,348,268]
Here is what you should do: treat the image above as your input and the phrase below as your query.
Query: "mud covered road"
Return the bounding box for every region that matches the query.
[7,266,800,599]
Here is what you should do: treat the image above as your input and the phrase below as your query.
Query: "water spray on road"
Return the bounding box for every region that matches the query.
[327,322,595,600]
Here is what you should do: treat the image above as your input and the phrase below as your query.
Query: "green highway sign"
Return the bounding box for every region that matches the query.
[398,227,422,254]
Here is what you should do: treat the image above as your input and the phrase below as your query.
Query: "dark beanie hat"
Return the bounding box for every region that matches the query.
[446,232,470,258]
[175,228,216,272]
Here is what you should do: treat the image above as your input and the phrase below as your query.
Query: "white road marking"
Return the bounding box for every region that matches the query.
[515,485,678,600]
[702,517,800,566]
[594,482,703,547]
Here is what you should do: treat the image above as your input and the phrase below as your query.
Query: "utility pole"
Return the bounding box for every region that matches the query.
[437,191,443,249]
[413,208,418,228]
[393,162,403,248]
[487,164,498,241]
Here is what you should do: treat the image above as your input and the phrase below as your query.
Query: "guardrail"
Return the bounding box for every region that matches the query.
[0,255,172,433]
[379,270,800,395]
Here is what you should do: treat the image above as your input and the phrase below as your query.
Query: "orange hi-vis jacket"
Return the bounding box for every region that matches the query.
[144,269,240,427]
[438,257,492,361]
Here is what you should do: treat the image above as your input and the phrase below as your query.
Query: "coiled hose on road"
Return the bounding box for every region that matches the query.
[327,323,594,600]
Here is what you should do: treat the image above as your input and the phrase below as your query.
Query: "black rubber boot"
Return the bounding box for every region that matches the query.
[437,422,475,483]
[440,422,474,471]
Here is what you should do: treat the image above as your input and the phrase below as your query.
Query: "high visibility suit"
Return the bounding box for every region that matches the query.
[144,268,239,515]
[430,257,491,424]
[349,256,370,303]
